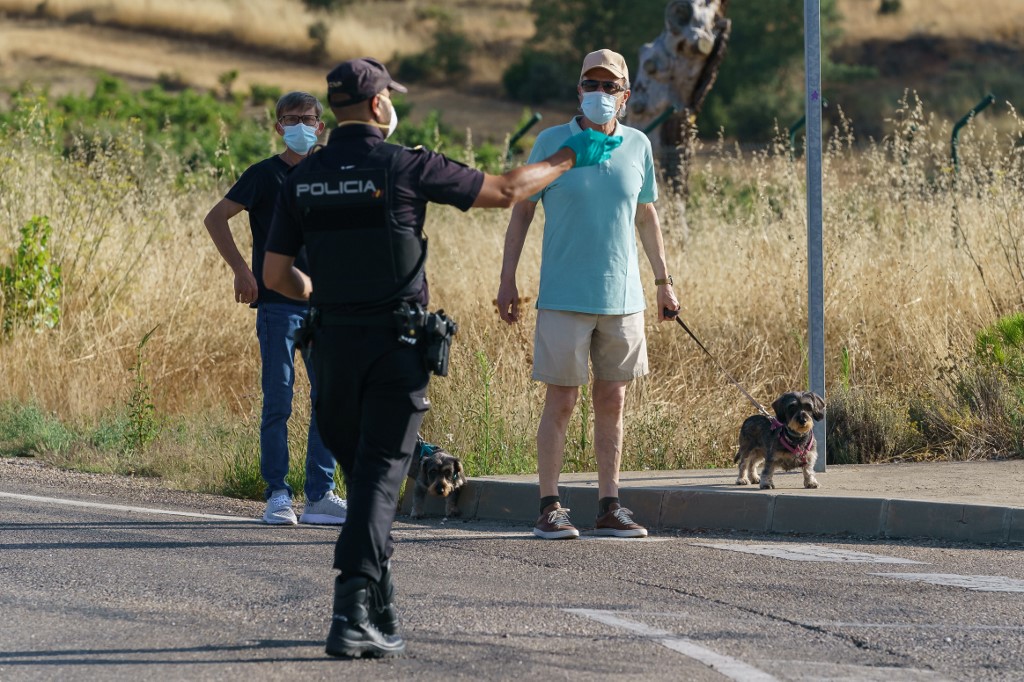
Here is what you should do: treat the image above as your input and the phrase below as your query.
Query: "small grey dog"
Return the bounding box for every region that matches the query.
[734,391,825,489]
[408,437,466,519]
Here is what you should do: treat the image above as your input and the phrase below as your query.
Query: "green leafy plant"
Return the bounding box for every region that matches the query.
[123,325,161,457]
[975,312,1024,378]
[250,83,283,107]
[826,386,925,464]
[397,16,472,84]
[308,20,330,62]
[218,69,239,99]
[1,215,62,337]
[564,385,592,470]
[0,401,75,457]
[878,0,902,15]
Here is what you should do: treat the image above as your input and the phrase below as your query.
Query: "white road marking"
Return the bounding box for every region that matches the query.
[871,573,1024,593]
[694,541,925,564]
[578,535,671,543]
[804,621,1024,631]
[0,491,259,522]
[567,608,778,682]
[394,529,670,542]
[765,661,948,680]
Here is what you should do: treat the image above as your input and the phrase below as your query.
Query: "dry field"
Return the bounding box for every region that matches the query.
[1,1,1023,492]
[1,94,1022,492]
[835,0,1024,46]
[2,0,1022,140]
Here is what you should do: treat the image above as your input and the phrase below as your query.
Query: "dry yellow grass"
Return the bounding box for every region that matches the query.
[2,94,1021,480]
[836,0,1024,46]
[0,0,532,65]
[5,0,1022,66]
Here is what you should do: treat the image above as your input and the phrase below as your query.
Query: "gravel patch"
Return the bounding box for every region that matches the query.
[0,456,265,519]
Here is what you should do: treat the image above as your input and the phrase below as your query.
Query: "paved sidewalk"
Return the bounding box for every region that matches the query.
[400,460,1024,545]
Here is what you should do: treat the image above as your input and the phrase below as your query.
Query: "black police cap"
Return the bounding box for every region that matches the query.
[326,58,407,107]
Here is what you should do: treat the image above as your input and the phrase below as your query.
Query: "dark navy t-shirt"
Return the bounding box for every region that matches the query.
[266,126,484,311]
[225,155,311,306]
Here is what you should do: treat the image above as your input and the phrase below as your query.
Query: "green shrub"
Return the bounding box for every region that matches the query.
[397,18,472,84]
[301,0,356,8]
[826,386,925,464]
[218,69,239,99]
[308,20,330,62]
[878,0,902,15]
[917,346,1024,459]
[0,402,75,457]
[123,326,161,457]
[1,215,62,336]
[502,49,576,104]
[975,312,1024,378]
[0,75,275,178]
[250,83,283,107]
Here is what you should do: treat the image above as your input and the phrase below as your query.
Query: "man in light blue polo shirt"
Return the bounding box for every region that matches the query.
[497,48,680,541]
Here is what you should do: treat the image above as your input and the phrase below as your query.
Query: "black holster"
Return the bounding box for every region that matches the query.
[294,308,318,355]
[392,302,457,377]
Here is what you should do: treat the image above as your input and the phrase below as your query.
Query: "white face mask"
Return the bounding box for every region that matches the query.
[581,91,619,125]
[377,95,398,139]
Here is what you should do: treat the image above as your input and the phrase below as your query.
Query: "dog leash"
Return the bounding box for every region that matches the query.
[663,308,774,420]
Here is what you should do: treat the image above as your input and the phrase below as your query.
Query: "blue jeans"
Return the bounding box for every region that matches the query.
[256,302,336,502]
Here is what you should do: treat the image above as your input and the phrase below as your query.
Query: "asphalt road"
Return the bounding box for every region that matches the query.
[2,487,1023,681]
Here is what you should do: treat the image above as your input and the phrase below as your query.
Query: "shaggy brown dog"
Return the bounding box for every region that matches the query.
[408,438,466,519]
[734,392,825,489]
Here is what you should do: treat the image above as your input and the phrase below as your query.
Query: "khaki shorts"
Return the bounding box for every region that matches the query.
[532,309,648,386]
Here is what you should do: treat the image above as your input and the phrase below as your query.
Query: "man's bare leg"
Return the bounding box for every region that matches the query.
[537,384,579,497]
[592,379,628,498]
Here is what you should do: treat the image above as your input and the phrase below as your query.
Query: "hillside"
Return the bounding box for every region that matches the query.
[1,0,1022,140]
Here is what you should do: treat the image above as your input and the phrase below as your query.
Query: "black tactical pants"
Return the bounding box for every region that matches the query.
[312,324,430,583]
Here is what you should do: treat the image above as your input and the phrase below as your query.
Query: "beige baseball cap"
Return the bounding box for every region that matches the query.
[580,49,629,81]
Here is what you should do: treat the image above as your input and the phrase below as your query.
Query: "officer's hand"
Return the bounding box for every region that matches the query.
[559,129,623,167]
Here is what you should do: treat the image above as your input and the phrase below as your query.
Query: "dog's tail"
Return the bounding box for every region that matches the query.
[733,448,742,463]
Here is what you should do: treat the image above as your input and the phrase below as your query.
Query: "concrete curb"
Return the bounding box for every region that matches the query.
[399,478,1024,546]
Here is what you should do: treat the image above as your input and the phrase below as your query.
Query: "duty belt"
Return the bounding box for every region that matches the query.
[315,309,397,327]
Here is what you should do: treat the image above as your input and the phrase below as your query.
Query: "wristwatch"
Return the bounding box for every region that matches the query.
[654,275,673,286]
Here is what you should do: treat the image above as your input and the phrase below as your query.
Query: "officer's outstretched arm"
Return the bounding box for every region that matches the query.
[472,129,623,209]
[264,251,313,301]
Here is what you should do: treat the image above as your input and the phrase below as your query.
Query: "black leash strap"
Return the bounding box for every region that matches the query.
[663,308,773,419]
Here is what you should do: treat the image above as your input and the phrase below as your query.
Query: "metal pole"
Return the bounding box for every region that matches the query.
[642,105,678,135]
[804,0,826,471]
[951,93,995,172]
[505,112,542,165]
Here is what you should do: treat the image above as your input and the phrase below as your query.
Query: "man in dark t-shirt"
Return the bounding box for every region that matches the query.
[203,91,345,526]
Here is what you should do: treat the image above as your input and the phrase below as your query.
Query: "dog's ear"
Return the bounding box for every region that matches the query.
[419,455,431,480]
[771,393,794,419]
[452,458,464,478]
[807,392,826,421]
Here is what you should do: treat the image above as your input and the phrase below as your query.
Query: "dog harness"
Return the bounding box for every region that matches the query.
[770,418,815,466]
[412,437,461,484]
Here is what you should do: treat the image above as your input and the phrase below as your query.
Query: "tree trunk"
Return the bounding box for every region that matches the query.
[627,0,731,200]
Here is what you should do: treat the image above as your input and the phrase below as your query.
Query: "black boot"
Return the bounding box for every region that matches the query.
[369,561,399,636]
[325,576,405,658]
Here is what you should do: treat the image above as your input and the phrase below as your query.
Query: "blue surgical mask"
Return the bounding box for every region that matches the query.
[581,91,619,125]
[282,123,318,154]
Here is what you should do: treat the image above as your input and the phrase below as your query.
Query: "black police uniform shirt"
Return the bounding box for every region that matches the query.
[225,155,312,307]
[266,124,485,312]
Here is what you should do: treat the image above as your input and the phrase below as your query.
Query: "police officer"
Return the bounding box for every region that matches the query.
[263,57,622,659]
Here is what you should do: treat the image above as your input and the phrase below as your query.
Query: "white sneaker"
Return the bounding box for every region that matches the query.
[299,490,347,525]
[263,490,297,525]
